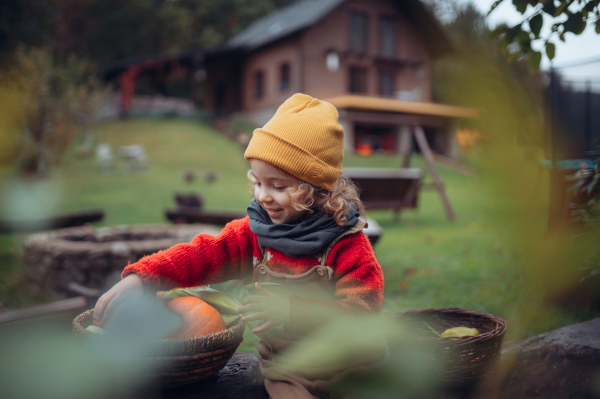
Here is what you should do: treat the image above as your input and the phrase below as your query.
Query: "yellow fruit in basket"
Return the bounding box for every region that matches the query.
[441,327,479,338]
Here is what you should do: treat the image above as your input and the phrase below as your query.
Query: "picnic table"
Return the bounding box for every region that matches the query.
[343,167,423,220]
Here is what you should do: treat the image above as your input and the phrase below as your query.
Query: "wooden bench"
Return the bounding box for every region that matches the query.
[343,168,423,220]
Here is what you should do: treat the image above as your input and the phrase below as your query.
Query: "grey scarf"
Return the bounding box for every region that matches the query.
[247,198,360,257]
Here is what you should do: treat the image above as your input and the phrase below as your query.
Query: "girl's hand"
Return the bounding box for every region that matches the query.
[238,282,290,334]
[93,274,144,322]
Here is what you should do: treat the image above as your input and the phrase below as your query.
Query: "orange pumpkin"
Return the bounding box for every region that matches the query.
[165,296,226,339]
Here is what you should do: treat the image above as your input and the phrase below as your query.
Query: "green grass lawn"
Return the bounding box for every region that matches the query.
[0,117,596,352]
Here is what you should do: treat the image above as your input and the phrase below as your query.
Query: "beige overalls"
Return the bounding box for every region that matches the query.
[252,220,385,399]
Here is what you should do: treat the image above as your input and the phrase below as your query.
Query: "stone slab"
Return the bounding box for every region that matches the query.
[473,318,600,399]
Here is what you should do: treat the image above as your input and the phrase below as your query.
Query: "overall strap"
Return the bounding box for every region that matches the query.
[259,245,266,262]
[319,218,367,267]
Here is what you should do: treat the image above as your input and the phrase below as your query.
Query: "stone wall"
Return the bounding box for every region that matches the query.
[21,224,221,302]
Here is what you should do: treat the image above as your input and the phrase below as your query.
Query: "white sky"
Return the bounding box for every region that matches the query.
[468,0,600,87]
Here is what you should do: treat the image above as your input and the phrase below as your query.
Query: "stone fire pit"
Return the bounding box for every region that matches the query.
[21,224,221,302]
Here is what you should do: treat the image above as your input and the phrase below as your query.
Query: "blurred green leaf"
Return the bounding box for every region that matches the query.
[529,14,543,38]
[499,38,509,54]
[508,50,522,63]
[542,0,557,16]
[518,31,532,51]
[528,50,542,73]
[584,1,597,12]
[513,0,529,14]
[489,25,508,40]
[545,42,556,60]
[221,313,242,327]
[507,23,524,41]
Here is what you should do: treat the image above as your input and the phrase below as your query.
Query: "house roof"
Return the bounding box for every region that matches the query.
[324,95,479,119]
[227,0,345,50]
[226,0,453,56]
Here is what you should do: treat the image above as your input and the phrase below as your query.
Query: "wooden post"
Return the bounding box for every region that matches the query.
[119,65,141,116]
[398,125,412,168]
[412,125,456,221]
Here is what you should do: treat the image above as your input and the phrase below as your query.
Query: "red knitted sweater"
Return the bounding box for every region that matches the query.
[122,216,384,333]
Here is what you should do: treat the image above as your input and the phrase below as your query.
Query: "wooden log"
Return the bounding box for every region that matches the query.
[0,208,104,234]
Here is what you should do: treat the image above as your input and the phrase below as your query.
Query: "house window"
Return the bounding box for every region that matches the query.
[379,70,395,97]
[280,63,290,91]
[349,67,367,94]
[379,16,395,57]
[349,11,368,53]
[254,70,264,98]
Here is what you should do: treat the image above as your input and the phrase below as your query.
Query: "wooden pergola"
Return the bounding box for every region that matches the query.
[326,94,480,221]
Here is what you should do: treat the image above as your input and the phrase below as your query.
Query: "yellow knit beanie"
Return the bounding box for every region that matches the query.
[244,93,344,191]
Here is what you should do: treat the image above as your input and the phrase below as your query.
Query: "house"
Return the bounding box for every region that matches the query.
[203,0,478,159]
[101,0,478,159]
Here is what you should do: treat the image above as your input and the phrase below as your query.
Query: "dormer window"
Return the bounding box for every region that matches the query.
[254,70,264,98]
[280,63,290,91]
[379,16,395,57]
[349,11,368,53]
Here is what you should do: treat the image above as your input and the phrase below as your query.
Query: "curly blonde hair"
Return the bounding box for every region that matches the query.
[247,170,365,226]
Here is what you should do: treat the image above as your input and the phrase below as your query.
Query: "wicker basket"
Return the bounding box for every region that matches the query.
[73,309,245,388]
[393,308,506,384]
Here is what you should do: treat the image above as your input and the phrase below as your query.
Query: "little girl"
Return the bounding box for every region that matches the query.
[94,93,385,399]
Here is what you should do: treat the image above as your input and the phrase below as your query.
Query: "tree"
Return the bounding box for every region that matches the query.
[430,1,544,109]
[489,0,600,71]
[0,0,56,65]
[3,0,298,68]
[3,47,107,175]
[429,0,546,162]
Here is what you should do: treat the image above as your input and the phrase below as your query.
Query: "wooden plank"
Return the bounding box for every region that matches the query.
[0,296,88,325]
[339,110,446,127]
[343,167,423,179]
[412,125,456,221]
[326,95,480,119]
